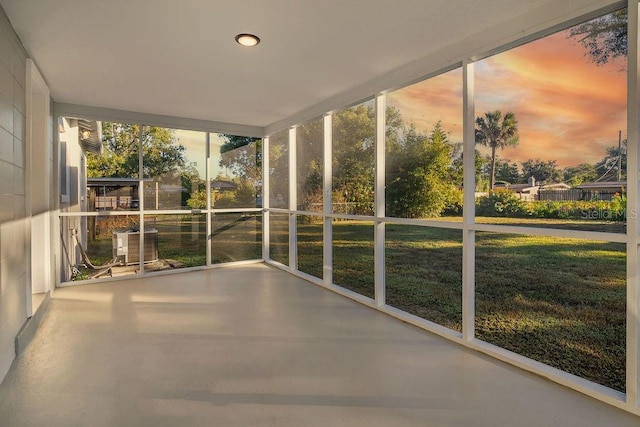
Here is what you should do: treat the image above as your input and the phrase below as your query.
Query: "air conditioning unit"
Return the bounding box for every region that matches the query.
[112,228,159,265]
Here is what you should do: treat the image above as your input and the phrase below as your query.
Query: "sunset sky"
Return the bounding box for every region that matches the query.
[387,21,627,170]
[175,15,627,179]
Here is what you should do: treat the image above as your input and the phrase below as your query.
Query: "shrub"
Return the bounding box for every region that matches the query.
[529,201,576,219]
[527,197,626,222]
[442,188,464,216]
[610,193,627,221]
[476,189,529,217]
[214,192,238,208]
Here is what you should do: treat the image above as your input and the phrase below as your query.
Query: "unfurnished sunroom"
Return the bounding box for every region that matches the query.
[0,0,640,424]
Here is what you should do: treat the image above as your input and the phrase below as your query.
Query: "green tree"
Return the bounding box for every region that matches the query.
[219,135,262,183]
[296,118,323,211]
[493,158,521,184]
[568,8,627,67]
[186,189,209,209]
[475,110,519,191]
[268,131,289,205]
[520,158,563,183]
[386,122,460,218]
[332,103,376,214]
[218,134,262,206]
[447,142,464,187]
[596,139,627,181]
[87,123,186,178]
[88,123,195,208]
[474,151,492,192]
[563,163,598,186]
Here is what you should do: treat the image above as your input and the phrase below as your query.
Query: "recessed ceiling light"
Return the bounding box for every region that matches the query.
[235,33,260,47]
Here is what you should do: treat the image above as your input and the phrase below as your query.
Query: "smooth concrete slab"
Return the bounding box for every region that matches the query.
[0,264,637,426]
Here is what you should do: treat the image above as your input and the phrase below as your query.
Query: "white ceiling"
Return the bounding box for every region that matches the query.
[0,0,596,129]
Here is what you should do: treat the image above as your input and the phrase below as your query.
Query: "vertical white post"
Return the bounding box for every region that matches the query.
[53,121,61,288]
[323,114,333,285]
[289,127,297,270]
[206,132,212,266]
[138,124,145,275]
[462,59,476,341]
[263,136,270,261]
[375,94,386,307]
[626,0,639,409]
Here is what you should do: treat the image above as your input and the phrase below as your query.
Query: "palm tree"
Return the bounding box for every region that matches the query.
[475,110,519,190]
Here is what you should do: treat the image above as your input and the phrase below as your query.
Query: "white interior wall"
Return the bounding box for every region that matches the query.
[0,4,28,381]
[27,59,51,296]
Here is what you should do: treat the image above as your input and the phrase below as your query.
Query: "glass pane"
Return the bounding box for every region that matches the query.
[297,118,323,212]
[211,212,262,263]
[143,128,206,210]
[332,100,375,215]
[83,121,141,211]
[210,134,262,209]
[474,9,627,233]
[385,225,462,331]
[297,215,323,279]
[333,220,374,298]
[269,129,289,209]
[145,214,206,269]
[475,232,626,392]
[269,213,289,265]
[60,214,140,281]
[386,68,463,219]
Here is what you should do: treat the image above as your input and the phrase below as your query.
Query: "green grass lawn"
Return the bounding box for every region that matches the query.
[77,214,626,392]
[475,231,625,392]
[269,213,290,265]
[293,218,626,392]
[80,214,261,274]
[296,216,323,279]
[385,225,463,331]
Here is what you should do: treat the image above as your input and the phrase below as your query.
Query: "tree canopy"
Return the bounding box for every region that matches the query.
[296,118,323,211]
[568,8,627,67]
[87,123,186,179]
[386,122,461,218]
[520,159,563,183]
[493,159,520,185]
[563,163,598,186]
[332,103,377,214]
[475,110,519,190]
[219,135,262,183]
[596,139,627,181]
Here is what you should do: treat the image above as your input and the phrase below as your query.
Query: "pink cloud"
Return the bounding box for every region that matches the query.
[387,68,463,142]
[476,30,626,168]
[388,25,627,171]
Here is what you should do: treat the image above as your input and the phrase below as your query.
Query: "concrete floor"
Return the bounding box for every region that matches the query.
[0,264,638,426]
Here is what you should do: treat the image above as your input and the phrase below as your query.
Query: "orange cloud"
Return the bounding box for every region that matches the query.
[387,68,463,142]
[476,29,626,168]
[388,26,627,171]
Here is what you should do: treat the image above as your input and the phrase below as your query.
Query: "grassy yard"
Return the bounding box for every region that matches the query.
[385,225,463,331]
[296,216,323,279]
[269,213,290,266]
[475,231,625,392]
[80,213,261,275]
[292,218,626,392]
[77,214,626,392]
